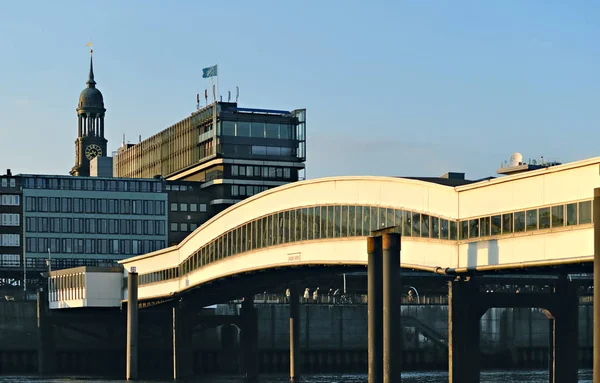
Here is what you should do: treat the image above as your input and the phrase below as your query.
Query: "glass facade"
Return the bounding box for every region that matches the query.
[139,198,594,286]
[23,175,168,266]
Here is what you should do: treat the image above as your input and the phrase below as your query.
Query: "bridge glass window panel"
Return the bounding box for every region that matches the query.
[386,208,395,229]
[513,211,525,232]
[306,207,314,240]
[267,215,274,246]
[431,216,439,239]
[263,217,269,249]
[566,203,577,226]
[421,214,430,238]
[469,219,479,238]
[502,213,513,234]
[402,211,411,237]
[316,207,324,239]
[394,210,403,235]
[326,206,334,239]
[459,221,468,240]
[525,209,538,231]
[355,206,363,236]
[237,227,243,254]
[491,215,501,235]
[379,207,387,230]
[551,205,564,227]
[440,218,448,239]
[246,223,252,250]
[539,208,551,229]
[579,201,592,224]
[341,206,349,237]
[334,205,341,237]
[450,221,458,240]
[363,206,371,236]
[288,210,296,242]
[480,217,490,237]
[411,212,421,237]
[371,207,380,233]
[348,206,356,237]
[302,208,310,240]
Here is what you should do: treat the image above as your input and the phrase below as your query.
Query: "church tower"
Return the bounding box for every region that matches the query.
[70,48,108,177]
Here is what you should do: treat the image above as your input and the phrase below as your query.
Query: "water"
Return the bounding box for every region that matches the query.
[0,370,593,383]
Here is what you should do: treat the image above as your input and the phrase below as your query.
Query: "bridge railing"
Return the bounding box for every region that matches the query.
[231,293,449,305]
[230,293,596,306]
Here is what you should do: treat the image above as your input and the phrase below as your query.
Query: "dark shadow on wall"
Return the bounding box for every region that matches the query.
[467,239,500,268]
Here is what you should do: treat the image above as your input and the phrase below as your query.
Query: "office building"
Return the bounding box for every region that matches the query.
[0,170,23,279]
[21,175,168,270]
[113,102,306,214]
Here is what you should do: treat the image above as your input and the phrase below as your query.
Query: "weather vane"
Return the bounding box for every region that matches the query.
[86,41,93,56]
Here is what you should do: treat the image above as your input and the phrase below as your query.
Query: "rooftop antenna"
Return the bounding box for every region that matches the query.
[228,90,231,102]
[236,86,239,103]
[122,134,125,147]
[204,89,208,106]
[139,135,142,143]
[196,93,200,110]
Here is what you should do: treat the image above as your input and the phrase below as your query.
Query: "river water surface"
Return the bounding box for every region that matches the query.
[0,370,593,383]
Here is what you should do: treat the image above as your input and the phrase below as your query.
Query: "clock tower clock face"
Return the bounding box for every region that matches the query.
[85,144,102,160]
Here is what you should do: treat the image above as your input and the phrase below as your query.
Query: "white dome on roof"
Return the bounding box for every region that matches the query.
[509,152,523,167]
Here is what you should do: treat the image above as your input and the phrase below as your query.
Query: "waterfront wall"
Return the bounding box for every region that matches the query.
[0,301,593,375]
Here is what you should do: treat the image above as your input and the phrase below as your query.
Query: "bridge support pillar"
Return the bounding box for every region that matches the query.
[382,232,401,383]
[448,278,482,383]
[126,271,139,380]
[289,287,300,382]
[367,236,383,383]
[173,303,194,380]
[37,288,56,374]
[241,296,259,382]
[548,278,579,383]
[594,187,600,383]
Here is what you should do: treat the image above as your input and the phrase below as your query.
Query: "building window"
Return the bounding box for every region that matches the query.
[170,203,178,212]
[199,204,207,212]
[9,178,15,188]
[181,223,188,232]
[1,195,20,206]
[190,223,198,231]
[232,165,238,176]
[180,203,188,212]
[170,223,178,232]
[0,214,20,226]
[1,234,20,247]
[190,203,197,212]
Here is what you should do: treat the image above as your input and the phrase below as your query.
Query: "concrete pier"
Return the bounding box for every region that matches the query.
[594,187,600,383]
[126,272,139,380]
[382,233,401,383]
[37,288,56,374]
[172,302,193,380]
[289,287,300,382]
[367,236,383,383]
[241,296,259,382]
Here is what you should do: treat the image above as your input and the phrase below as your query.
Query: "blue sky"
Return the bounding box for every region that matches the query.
[0,1,598,180]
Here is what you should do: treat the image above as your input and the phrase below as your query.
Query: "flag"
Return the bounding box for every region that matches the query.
[86,42,93,47]
[202,65,217,78]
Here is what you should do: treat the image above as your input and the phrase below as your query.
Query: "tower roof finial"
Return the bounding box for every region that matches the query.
[86,42,96,88]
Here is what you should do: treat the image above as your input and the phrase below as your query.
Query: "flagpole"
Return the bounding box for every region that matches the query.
[210,77,214,102]
[216,64,219,103]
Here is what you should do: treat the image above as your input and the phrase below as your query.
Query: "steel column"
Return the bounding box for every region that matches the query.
[382,233,401,383]
[368,236,383,383]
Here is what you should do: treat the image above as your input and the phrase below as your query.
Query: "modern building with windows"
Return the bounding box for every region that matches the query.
[21,175,168,270]
[0,171,23,276]
[113,102,306,215]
